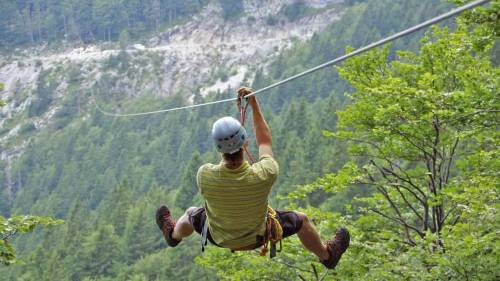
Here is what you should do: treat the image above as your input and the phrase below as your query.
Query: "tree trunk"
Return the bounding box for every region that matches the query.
[77,91,81,115]
[17,168,22,195]
[63,15,68,39]
[6,158,13,198]
[37,4,42,42]
[153,0,161,33]
[26,6,34,44]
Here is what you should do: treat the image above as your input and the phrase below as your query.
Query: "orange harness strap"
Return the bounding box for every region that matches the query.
[238,97,255,164]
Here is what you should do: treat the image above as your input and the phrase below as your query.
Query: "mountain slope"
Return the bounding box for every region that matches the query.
[0,0,344,166]
[0,0,463,280]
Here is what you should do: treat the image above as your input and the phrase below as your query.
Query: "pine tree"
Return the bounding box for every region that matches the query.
[175,151,203,210]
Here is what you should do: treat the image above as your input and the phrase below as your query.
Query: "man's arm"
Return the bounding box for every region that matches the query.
[238,87,273,158]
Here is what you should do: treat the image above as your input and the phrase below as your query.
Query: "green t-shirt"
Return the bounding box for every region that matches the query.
[197,154,279,248]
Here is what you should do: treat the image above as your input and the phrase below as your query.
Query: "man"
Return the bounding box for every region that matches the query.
[156,87,349,269]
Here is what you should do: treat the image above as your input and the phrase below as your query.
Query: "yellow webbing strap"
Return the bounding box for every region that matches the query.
[260,206,283,258]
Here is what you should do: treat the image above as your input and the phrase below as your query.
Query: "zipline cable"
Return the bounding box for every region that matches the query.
[96,0,490,117]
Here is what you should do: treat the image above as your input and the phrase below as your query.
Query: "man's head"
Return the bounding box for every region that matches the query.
[221,148,244,165]
[212,116,247,155]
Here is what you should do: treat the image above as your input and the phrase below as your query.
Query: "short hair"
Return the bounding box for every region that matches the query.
[222,148,244,162]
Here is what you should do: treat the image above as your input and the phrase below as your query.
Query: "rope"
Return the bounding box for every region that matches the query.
[260,206,283,258]
[244,0,490,99]
[95,0,490,117]
[95,96,237,117]
[238,97,256,164]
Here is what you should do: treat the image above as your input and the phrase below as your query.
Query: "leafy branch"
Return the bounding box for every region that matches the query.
[1,215,63,266]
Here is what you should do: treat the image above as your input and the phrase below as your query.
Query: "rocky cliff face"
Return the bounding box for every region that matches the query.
[0,0,344,162]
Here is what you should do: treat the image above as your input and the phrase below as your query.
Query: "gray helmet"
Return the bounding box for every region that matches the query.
[212,116,247,154]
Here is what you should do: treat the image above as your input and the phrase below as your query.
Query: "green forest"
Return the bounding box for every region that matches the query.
[1,0,499,280]
[0,0,264,48]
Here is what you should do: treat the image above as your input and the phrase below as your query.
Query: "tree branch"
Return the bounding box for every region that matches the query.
[381,165,427,204]
[440,204,458,225]
[392,128,432,159]
[297,274,308,281]
[312,263,319,280]
[384,159,429,201]
[372,160,428,211]
[445,137,459,183]
[447,109,500,125]
[391,184,424,222]
[319,269,330,281]
[271,259,313,274]
[369,208,422,242]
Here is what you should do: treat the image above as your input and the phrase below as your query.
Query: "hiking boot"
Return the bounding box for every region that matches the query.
[320,228,350,269]
[156,205,181,247]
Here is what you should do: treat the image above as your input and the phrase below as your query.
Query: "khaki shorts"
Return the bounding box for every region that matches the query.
[187,207,304,247]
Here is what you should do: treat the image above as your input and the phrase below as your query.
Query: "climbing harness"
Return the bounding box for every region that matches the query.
[95,0,491,118]
[199,206,284,258]
[260,206,283,258]
[199,205,284,258]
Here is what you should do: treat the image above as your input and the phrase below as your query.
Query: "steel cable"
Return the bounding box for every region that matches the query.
[96,0,490,117]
